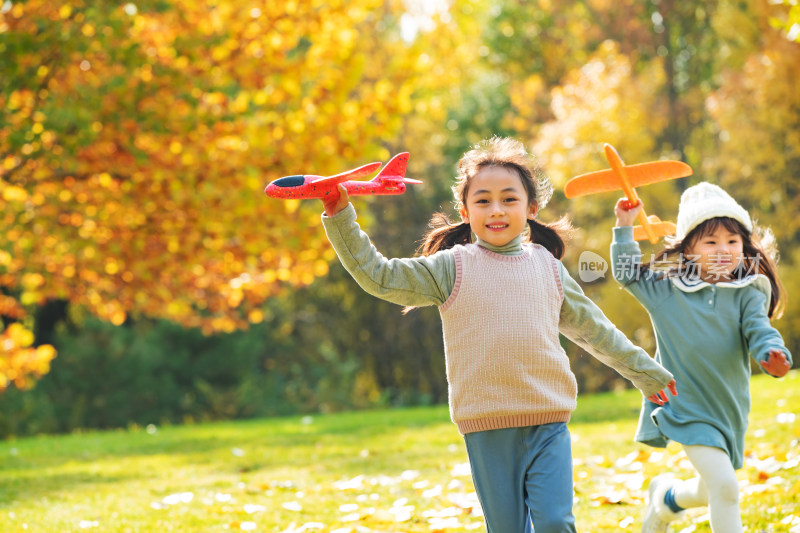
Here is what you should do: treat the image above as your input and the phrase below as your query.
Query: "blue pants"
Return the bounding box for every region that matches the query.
[464,423,577,533]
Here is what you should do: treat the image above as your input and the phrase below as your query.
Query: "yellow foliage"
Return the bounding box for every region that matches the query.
[531,42,669,189]
[0,0,472,391]
[0,323,57,391]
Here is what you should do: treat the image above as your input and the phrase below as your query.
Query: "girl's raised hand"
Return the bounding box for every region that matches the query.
[760,349,792,377]
[647,379,678,406]
[614,198,643,227]
[323,184,350,217]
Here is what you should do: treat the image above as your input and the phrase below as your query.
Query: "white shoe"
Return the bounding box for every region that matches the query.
[642,474,685,533]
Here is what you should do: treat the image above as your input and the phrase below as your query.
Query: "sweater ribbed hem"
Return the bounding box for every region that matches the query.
[456,411,572,435]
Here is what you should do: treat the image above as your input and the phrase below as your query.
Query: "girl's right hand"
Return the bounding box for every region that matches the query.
[614,198,643,227]
[760,349,791,377]
[647,379,678,406]
[323,184,350,217]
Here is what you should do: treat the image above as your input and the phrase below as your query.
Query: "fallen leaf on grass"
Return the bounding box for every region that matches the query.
[423,507,461,519]
[296,522,325,531]
[151,491,194,509]
[334,476,365,491]
[282,501,303,512]
[390,498,414,522]
[421,485,442,498]
[450,462,471,477]
[781,514,800,526]
[278,522,328,533]
[589,489,628,506]
[244,504,266,514]
[447,491,480,514]
[618,516,634,528]
[428,516,462,531]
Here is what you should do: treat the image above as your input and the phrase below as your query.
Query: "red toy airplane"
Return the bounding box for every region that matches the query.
[564,144,693,243]
[265,152,422,201]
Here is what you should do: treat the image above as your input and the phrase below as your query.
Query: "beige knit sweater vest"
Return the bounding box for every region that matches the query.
[439,243,577,434]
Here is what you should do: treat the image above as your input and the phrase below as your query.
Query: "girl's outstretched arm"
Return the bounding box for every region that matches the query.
[741,285,793,377]
[320,194,455,308]
[557,261,675,399]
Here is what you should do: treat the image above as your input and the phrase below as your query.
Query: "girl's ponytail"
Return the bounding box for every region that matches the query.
[527,216,572,260]
[416,212,472,256]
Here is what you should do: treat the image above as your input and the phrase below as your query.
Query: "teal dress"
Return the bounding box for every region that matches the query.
[611,226,791,469]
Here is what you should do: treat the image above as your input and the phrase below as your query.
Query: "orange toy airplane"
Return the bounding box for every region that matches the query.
[564,144,693,243]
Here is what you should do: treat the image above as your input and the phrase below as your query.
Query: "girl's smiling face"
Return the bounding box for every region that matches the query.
[686,224,745,282]
[459,165,538,247]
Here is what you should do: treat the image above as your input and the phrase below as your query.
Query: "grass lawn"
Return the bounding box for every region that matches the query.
[0,371,798,532]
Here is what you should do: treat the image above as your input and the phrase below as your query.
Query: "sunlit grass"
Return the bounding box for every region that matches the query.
[0,371,797,532]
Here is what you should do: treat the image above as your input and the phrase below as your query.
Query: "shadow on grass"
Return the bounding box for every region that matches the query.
[0,406,456,505]
[0,469,134,508]
[0,394,647,506]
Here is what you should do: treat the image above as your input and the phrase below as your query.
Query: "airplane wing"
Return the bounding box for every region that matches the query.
[312,161,383,187]
[565,160,692,198]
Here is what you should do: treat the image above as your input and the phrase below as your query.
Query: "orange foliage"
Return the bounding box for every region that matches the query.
[0,0,469,388]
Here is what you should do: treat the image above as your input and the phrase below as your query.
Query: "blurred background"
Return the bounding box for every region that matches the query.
[1,0,798,438]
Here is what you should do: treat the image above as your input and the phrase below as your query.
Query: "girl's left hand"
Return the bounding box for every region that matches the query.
[647,379,678,406]
[614,198,643,227]
[760,349,791,377]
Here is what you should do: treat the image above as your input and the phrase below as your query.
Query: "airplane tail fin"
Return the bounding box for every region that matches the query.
[373,152,422,184]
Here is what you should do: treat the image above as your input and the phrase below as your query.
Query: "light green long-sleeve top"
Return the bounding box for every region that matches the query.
[321,204,673,402]
[611,226,792,469]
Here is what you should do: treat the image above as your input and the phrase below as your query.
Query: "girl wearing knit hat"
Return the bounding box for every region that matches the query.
[611,182,792,533]
[320,136,676,532]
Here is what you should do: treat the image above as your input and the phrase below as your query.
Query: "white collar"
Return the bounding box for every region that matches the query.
[670,273,771,295]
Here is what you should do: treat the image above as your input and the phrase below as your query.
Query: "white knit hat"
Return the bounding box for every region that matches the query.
[676,182,752,239]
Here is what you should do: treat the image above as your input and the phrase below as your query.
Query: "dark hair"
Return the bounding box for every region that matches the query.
[638,217,785,318]
[416,137,571,259]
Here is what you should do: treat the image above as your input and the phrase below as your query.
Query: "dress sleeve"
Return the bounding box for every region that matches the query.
[321,204,455,307]
[557,261,674,397]
[741,285,793,374]
[610,226,673,310]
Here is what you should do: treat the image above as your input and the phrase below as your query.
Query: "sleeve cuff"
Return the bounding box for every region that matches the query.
[613,225,635,243]
[321,203,356,225]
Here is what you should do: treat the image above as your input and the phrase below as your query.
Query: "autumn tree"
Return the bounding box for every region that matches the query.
[0,0,471,389]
